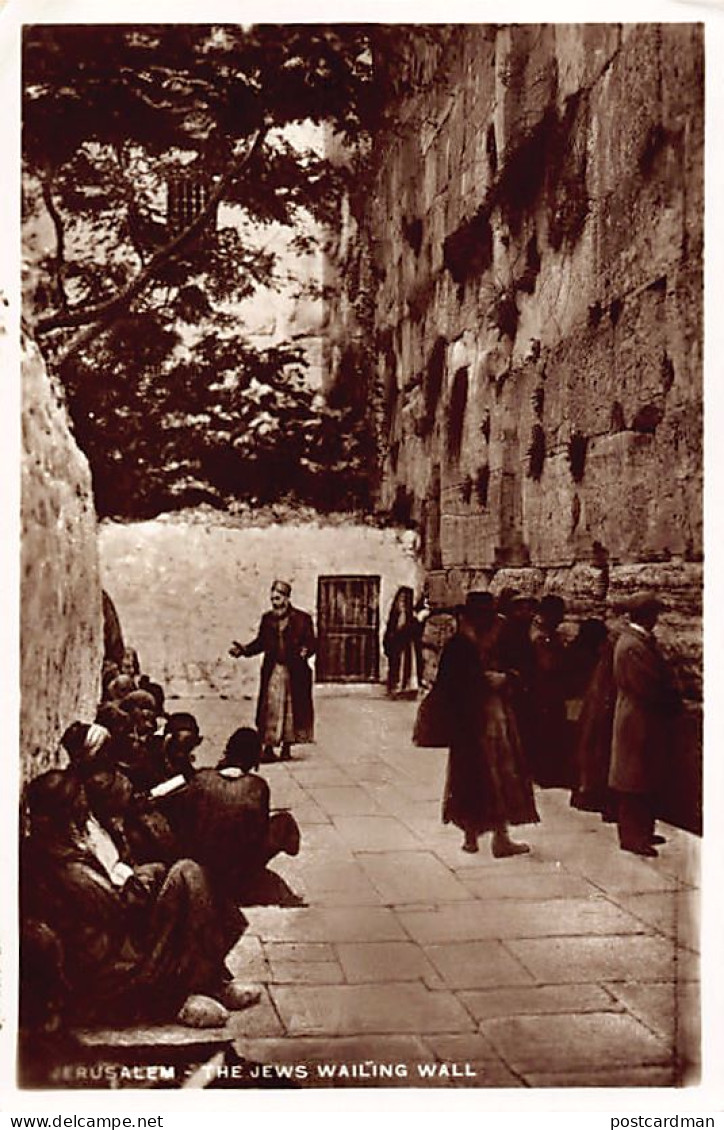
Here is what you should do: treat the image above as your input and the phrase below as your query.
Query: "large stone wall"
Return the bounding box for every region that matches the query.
[362,25,702,676]
[99,515,420,702]
[21,335,103,782]
[355,25,702,829]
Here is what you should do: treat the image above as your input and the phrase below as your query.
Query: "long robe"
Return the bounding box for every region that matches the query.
[438,631,539,835]
[528,620,571,787]
[244,607,316,743]
[569,639,617,817]
[609,624,677,794]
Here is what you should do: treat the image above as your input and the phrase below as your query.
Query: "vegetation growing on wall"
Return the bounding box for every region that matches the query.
[567,430,589,483]
[442,206,494,292]
[475,463,490,508]
[526,423,546,480]
[420,336,447,436]
[447,367,469,461]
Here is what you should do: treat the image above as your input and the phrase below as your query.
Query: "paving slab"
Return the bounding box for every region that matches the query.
[263,942,337,963]
[267,960,345,985]
[331,814,423,851]
[479,1012,672,1074]
[226,934,270,982]
[563,845,691,894]
[611,890,701,952]
[398,897,644,944]
[457,870,605,901]
[606,981,701,1068]
[224,987,285,1040]
[506,934,686,983]
[335,941,443,985]
[284,858,383,906]
[270,982,476,1036]
[292,824,355,855]
[458,983,620,1022]
[355,850,472,904]
[423,940,536,990]
[312,786,385,817]
[419,1034,524,1087]
[246,905,408,943]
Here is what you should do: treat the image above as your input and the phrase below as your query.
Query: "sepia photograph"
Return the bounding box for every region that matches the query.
[7,5,716,1109]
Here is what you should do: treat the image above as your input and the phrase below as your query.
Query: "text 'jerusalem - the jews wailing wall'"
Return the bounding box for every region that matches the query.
[327,24,703,829]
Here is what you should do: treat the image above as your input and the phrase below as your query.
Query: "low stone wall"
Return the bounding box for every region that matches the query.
[21,335,102,782]
[99,515,420,702]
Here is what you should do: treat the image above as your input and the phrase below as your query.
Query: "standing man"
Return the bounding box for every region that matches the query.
[230,580,316,763]
[609,591,678,857]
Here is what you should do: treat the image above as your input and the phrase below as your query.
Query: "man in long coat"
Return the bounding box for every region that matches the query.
[230,580,316,762]
[609,591,677,857]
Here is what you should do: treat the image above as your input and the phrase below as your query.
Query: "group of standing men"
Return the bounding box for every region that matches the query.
[430,587,680,861]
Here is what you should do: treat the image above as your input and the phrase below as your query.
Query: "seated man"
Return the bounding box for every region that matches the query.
[61,718,178,865]
[166,727,300,901]
[21,769,259,1029]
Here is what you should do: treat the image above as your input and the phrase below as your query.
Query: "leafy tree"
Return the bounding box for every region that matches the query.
[22,24,433,516]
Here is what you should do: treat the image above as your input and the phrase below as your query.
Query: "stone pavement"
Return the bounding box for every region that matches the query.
[173,686,700,1090]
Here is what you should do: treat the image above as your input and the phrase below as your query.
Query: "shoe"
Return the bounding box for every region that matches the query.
[218,982,262,1011]
[651,834,667,845]
[279,744,292,761]
[260,746,278,764]
[492,837,530,859]
[177,993,229,1028]
[621,843,658,858]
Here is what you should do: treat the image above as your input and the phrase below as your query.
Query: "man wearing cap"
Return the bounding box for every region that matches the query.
[609,592,678,857]
[230,580,316,762]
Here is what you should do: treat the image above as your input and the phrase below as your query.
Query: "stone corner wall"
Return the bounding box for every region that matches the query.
[21,334,103,783]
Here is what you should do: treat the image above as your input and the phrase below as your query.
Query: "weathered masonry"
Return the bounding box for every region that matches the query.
[345,24,703,826]
[21,333,103,781]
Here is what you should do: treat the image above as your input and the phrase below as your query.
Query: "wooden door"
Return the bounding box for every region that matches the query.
[316,575,380,683]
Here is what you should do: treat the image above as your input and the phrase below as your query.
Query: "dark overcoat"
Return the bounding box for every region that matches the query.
[437,631,538,834]
[609,624,675,794]
[244,607,316,742]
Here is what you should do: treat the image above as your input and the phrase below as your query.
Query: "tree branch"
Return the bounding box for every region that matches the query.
[36,128,266,356]
[40,174,69,313]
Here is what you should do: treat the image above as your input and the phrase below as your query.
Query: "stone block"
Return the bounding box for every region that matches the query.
[270,982,475,1037]
[459,983,617,1022]
[480,1012,672,1075]
[336,941,442,985]
[506,934,680,984]
[356,850,471,905]
[422,940,535,990]
[554,24,622,103]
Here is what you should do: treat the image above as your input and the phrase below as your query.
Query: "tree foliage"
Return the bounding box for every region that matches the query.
[22,24,433,517]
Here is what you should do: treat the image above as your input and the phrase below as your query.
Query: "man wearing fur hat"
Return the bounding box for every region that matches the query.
[609,591,679,857]
[230,580,316,762]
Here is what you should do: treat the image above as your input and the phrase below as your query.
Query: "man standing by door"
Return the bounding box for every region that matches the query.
[230,580,316,763]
